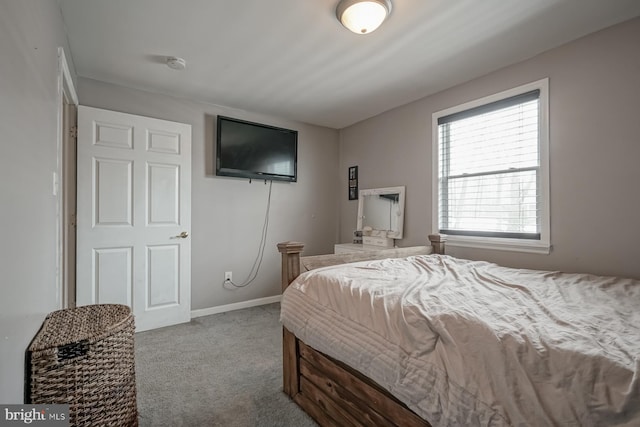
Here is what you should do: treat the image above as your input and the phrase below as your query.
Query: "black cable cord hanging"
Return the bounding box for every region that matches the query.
[226,180,273,288]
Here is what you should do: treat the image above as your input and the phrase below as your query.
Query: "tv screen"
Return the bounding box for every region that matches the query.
[216,116,298,182]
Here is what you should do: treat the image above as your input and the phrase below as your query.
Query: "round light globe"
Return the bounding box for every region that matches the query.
[337,0,392,34]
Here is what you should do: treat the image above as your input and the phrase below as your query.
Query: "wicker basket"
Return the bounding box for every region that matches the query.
[27,304,138,426]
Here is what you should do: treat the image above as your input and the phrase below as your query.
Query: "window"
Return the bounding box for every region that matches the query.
[432,79,550,253]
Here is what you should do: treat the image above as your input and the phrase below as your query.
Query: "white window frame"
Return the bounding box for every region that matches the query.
[431,78,550,254]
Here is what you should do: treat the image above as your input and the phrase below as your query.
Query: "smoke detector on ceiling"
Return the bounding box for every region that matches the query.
[166,56,186,70]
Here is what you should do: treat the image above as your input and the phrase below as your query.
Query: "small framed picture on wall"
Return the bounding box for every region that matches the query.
[348,166,358,200]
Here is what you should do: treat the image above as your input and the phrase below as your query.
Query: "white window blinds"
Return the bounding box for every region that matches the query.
[437,90,541,239]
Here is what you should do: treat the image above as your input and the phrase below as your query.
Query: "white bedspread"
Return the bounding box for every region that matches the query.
[280,255,640,426]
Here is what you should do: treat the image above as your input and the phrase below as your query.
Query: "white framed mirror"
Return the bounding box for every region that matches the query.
[357,186,406,239]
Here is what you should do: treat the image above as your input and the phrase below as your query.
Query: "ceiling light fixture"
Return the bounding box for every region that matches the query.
[166,56,186,70]
[336,0,392,35]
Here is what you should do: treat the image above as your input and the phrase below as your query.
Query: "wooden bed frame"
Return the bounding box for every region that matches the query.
[277,235,447,427]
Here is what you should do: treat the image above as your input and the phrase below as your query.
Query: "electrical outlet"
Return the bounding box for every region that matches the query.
[224,271,232,282]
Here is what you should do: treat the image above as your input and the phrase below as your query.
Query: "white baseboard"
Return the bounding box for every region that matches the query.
[190,295,282,319]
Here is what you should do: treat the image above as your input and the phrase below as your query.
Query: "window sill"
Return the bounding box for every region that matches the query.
[444,235,551,255]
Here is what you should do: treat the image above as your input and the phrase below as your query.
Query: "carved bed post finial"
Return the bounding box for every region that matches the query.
[428,234,447,255]
[277,241,305,292]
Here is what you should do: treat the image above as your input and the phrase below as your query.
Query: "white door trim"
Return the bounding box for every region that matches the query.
[56,47,78,309]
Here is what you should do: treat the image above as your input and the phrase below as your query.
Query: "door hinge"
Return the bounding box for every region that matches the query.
[70,213,77,227]
[69,126,78,139]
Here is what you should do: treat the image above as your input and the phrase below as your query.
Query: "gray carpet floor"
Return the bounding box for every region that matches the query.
[135,303,317,426]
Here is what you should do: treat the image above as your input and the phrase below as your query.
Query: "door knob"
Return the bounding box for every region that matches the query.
[175,231,189,238]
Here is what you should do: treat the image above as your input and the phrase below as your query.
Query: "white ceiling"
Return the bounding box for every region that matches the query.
[59,0,640,129]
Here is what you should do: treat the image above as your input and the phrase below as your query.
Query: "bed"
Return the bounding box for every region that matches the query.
[277,235,640,426]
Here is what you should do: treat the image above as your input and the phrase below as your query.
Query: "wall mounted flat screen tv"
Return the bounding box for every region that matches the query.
[216,115,298,182]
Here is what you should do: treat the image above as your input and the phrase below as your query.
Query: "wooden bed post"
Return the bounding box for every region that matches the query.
[428,234,447,255]
[277,241,305,398]
[277,241,305,291]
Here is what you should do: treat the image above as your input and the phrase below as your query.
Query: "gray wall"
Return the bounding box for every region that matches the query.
[78,78,340,311]
[0,1,74,403]
[0,1,338,402]
[339,17,640,279]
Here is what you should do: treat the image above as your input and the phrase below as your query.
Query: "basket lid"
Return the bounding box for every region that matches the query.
[29,304,133,351]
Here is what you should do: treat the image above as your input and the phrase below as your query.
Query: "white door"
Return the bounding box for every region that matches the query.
[76,106,191,332]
